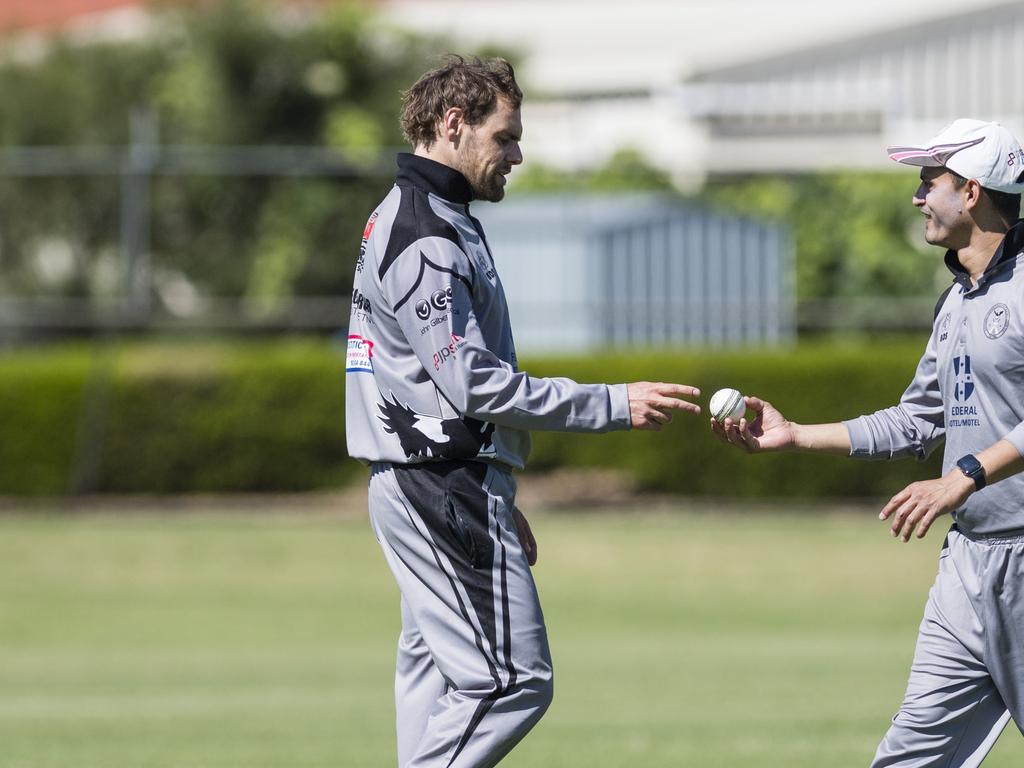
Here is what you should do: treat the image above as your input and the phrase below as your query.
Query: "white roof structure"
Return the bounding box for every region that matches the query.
[383,0,1024,180]
[680,1,1024,174]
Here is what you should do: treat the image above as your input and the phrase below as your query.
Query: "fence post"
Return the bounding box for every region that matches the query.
[120,108,159,320]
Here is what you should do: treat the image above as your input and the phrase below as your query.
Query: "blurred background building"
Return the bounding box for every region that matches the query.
[385,0,1023,180]
[0,0,1018,347]
[0,0,1016,494]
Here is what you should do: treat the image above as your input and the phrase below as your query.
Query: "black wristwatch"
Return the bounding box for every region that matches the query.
[956,454,987,491]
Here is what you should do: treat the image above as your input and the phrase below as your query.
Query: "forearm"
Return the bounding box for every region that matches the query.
[790,422,853,455]
[976,439,1024,485]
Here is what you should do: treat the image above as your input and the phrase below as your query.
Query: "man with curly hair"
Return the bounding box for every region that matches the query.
[346,56,700,767]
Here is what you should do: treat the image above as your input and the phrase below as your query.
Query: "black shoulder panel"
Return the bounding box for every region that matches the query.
[933,283,955,321]
[378,185,462,281]
[393,251,475,312]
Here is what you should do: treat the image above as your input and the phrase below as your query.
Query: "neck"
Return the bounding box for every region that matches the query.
[958,227,1008,281]
[414,142,458,172]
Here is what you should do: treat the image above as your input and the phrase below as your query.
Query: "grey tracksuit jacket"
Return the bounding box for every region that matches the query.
[345,153,631,470]
[845,219,1024,536]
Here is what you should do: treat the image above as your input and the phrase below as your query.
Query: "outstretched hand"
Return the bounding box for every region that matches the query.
[710,396,796,452]
[627,382,701,431]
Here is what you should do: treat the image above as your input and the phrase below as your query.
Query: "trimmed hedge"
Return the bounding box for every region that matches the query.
[526,341,943,499]
[0,337,945,497]
[0,339,354,495]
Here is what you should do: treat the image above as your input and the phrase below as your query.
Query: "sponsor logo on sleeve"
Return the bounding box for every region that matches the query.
[984,303,1009,339]
[938,312,951,343]
[346,335,375,373]
[352,288,372,318]
[433,333,468,371]
[414,286,453,320]
[356,211,379,274]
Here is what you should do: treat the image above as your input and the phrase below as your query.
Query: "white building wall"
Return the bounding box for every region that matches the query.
[383,0,1024,177]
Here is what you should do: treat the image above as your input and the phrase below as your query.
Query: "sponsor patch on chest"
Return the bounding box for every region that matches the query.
[984,303,1010,339]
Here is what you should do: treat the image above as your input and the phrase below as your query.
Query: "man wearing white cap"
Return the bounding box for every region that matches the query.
[712,118,1024,767]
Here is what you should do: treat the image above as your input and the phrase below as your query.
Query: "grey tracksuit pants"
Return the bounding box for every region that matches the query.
[872,526,1024,767]
[368,460,553,768]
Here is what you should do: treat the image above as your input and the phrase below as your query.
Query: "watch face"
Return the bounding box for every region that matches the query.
[957,456,985,488]
[958,458,978,474]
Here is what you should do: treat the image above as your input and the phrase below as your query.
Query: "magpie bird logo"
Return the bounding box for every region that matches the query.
[984,303,1009,340]
[377,394,495,460]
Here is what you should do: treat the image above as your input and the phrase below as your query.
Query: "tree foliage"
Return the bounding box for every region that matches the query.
[515,150,948,300]
[0,0,450,311]
[702,173,947,299]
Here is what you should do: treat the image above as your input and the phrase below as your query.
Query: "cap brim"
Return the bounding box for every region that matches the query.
[886,146,947,167]
[886,136,986,167]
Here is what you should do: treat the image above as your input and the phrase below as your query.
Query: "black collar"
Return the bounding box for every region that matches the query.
[944,219,1024,287]
[395,153,473,204]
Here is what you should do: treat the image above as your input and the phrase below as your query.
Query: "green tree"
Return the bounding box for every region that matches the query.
[513,147,675,194]
[702,173,944,299]
[0,0,455,309]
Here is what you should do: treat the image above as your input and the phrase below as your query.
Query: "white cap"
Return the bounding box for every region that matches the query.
[887,119,1024,194]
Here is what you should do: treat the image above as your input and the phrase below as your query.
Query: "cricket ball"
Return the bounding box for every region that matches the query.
[710,388,746,423]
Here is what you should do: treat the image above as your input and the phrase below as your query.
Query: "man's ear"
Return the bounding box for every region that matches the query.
[442,107,464,144]
[963,178,984,211]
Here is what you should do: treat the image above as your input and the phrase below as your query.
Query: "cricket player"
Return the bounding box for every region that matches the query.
[345,56,700,768]
[713,118,1024,766]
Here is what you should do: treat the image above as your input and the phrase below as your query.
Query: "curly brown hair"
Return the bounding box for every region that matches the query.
[400,55,523,149]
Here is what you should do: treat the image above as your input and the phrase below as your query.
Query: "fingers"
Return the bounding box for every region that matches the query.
[744,396,768,413]
[628,381,701,429]
[733,417,761,451]
[710,415,755,451]
[891,500,920,542]
[649,395,701,414]
[651,383,701,399]
[710,417,729,443]
[915,511,939,540]
[879,488,910,521]
[880,483,949,543]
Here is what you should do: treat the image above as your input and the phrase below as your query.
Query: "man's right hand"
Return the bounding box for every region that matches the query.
[627,382,701,431]
[710,395,797,452]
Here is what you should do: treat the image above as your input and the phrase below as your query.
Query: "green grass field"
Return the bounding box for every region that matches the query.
[2,501,1023,767]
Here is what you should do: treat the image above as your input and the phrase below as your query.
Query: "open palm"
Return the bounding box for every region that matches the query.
[711,396,796,453]
[742,397,796,451]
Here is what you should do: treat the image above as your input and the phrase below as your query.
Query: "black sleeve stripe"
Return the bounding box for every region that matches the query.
[379,185,463,281]
[393,251,474,312]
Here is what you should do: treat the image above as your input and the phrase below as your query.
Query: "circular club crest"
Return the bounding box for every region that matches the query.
[984,303,1010,339]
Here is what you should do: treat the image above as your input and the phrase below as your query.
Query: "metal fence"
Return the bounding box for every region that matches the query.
[0,121,937,346]
[0,111,395,340]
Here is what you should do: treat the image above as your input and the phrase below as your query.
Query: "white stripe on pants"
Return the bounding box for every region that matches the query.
[368,461,553,768]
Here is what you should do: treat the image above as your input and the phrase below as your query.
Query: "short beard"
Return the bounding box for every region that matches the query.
[470,176,505,203]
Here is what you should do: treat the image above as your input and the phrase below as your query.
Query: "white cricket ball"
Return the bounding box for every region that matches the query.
[710,388,746,422]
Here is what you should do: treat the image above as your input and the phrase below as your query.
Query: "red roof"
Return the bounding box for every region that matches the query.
[0,0,334,31]
[0,0,149,30]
